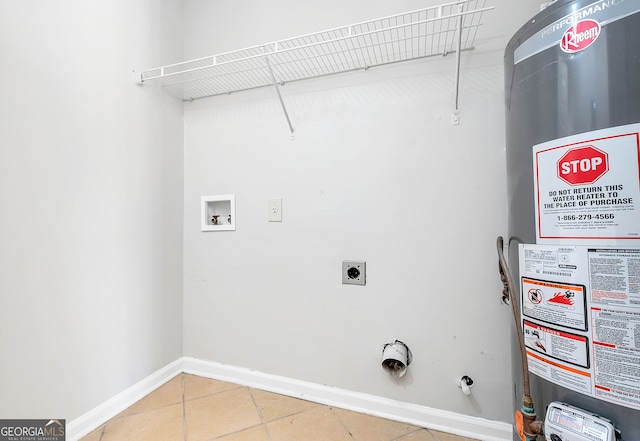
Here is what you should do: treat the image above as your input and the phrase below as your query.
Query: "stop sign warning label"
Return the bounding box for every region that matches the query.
[533,124,640,244]
[557,145,608,185]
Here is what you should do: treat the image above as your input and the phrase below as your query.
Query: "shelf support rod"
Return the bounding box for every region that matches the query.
[452,3,463,125]
[264,54,295,139]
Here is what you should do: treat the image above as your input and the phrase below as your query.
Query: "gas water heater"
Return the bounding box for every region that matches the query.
[504,1,640,441]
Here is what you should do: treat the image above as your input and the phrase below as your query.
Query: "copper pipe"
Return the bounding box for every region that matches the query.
[497,236,543,440]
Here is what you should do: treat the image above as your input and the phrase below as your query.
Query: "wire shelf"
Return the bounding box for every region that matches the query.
[138,0,492,101]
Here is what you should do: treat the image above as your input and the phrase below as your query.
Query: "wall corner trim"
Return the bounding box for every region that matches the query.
[68,357,511,441]
[66,359,183,441]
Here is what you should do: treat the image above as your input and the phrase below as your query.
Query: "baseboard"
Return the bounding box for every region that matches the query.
[68,357,511,441]
[66,359,183,441]
[182,357,512,441]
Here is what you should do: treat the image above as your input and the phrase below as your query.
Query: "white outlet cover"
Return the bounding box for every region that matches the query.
[268,198,282,222]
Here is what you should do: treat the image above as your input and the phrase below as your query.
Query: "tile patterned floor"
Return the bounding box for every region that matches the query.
[80,374,478,441]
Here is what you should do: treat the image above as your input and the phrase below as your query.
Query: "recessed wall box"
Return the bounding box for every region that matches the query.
[201,195,235,231]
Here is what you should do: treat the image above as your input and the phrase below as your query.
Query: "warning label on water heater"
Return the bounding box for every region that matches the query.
[522,278,587,331]
[519,244,640,410]
[533,124,640,245]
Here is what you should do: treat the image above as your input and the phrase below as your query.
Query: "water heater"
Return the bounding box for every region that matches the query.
[504,1,640,441]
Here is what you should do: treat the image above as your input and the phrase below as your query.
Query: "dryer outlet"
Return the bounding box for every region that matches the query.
[342,261,366,285]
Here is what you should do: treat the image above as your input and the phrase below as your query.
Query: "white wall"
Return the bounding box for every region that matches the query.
[183,0,542,424]
[0,1,184,419]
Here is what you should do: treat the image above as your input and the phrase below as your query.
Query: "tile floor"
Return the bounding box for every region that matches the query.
[80,374,479,441]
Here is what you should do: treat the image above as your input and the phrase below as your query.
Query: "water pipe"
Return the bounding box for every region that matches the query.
[497,236,544,441]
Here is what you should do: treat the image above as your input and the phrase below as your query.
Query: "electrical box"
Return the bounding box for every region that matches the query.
[268,198,282,222]
[342,261,366,285]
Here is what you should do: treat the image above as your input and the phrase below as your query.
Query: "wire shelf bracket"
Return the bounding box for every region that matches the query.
[134,0,493,129]
[264,53,295,139]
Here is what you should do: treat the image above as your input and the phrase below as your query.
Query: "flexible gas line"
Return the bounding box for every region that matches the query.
[497,236,543,441]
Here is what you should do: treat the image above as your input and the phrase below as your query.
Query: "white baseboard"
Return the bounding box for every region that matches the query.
[66,359,183,441]
[68,356,512,441]
[183,357,511,441]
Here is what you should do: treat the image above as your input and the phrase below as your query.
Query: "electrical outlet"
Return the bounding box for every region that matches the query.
[268,198,282,222]
[342,261,366,285]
